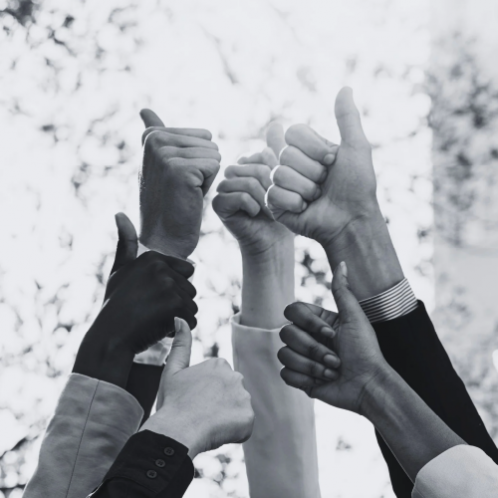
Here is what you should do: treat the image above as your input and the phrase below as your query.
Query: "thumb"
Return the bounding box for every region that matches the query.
[165,318,192,374]
[332,262,363,323]
[111,213,138,274]
[266,122,286,159]
[334,87,368,147]
[140,108,165,128]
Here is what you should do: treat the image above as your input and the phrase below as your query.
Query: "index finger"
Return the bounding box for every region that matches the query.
[285,124,338,166]
[142,126,213,145]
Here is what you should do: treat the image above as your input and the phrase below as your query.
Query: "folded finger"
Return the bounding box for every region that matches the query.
[280,324,340,368]
[217,177,266,208]
[225,163,272,190]
[266,185,307,214]
[271,165,321,202]
[159,146,221,162]
[284,302,337,340]
[212,192,261,219]
[285,124,339,166]
[280,368,325,393]
[142,125,212,144]
[278,347,339,380]
[280,145,328,183]
[143,130,218,150]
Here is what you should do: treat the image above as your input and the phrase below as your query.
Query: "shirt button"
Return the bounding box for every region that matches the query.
[146,470,157,479]
[163,447,175,456]
[155,459,166,468]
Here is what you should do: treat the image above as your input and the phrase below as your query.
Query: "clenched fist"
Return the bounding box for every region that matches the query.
[212,123,292,256]
[266,87,380,247]
[139,110,221,259]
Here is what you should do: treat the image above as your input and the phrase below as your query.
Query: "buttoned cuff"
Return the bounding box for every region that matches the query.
[412,445,498,498]
[90,430,194,497]
[133,242,194,366]
[359,278,418,324]
[230,312,288,334]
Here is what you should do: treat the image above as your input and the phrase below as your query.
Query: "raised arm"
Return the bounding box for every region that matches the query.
[278,263,465,482]
[266,87,498,496]
[212,124,323,498]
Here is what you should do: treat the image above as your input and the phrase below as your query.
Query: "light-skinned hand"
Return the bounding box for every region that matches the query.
[278,261,390,414]
[139,109,221,259]
[266,87,379,247]
[142,318,255,459]
[212,123,293,256]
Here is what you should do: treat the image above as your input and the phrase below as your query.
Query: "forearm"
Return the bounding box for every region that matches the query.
[240,235,295,329]
[361,366,466,482]
[322,208,404,301]
[73,328,134,389]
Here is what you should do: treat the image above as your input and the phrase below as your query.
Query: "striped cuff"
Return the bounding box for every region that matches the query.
[359,278,418,324]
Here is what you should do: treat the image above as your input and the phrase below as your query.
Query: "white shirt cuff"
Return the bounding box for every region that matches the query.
[412,445,498,498]
[359,278,418,324]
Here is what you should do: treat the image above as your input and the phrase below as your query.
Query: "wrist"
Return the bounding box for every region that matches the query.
[141,414,204,459]
[139,233,190,260]
[73,329,134,389]
[358,362,399,419]
[322,209,405,301]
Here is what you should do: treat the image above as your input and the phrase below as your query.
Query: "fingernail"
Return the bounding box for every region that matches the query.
[324,354,339,368]
[323,153,336,166]
[320,326,335,339]
[340,261,348,279]
[324,369,336,379]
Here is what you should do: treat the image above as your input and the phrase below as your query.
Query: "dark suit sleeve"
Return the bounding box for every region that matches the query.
[373,301,498,497]
[89,430,194,498]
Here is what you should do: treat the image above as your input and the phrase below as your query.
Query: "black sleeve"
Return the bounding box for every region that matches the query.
[89,430,194,498]
[373,301,498,497]
[127,363,165,424]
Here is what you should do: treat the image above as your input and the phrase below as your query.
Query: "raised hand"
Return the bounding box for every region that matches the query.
[143,319,255,458]
[139,109,221,259]
[212,123,293,256]
[266,87,379,247]
[278,262,389,414]
[73,213,198,387]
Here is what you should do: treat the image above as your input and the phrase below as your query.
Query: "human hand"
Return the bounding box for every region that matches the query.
[142,319,255,459]
[212,123,293,256]
[266,87,380,247]
[139,109,221,259]
[94,213,198,353]
[278,262,390,414]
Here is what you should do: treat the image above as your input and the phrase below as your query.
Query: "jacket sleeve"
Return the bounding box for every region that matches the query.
[412,445,498,498]
[373,302,498,497]
[23,373,144,498]
[88,430,194,498]
[231,314,321,498]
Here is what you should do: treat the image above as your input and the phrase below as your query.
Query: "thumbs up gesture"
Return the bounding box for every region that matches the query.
[139,110,221,260]
[98,213,198,352]
[142,319,255,458]
[278,262,389,414]
[266,87,379,247]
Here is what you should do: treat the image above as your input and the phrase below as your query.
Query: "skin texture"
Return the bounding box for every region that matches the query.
[139,109,221,259]
[73,213,197,388]
[278,262,465,482]
[266,87,404,301]
[141,319,255,459]
[212,123,295,328]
